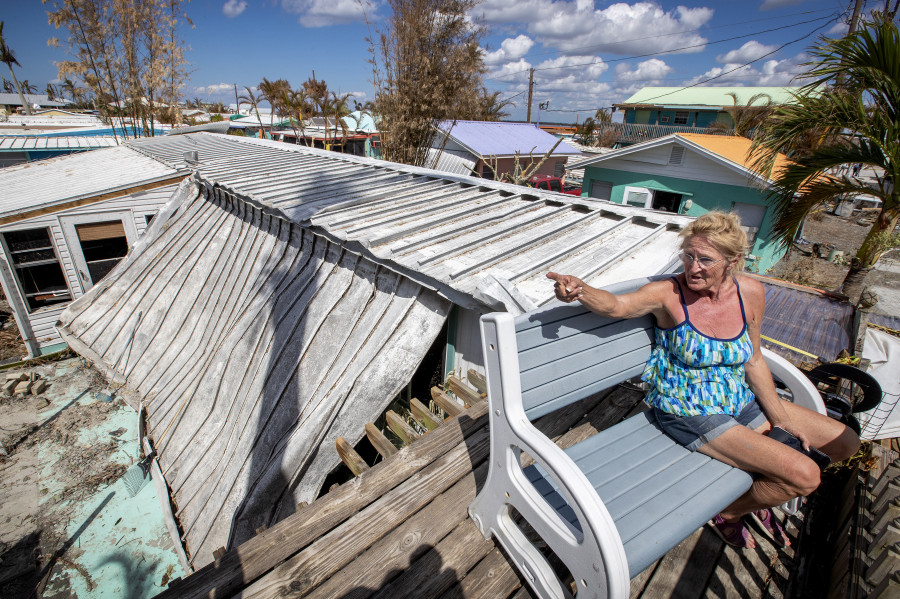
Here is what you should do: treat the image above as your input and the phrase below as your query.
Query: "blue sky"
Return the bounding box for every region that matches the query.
[3,0,854,123]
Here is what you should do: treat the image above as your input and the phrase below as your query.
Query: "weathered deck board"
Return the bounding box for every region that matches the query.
[162,381,811,599]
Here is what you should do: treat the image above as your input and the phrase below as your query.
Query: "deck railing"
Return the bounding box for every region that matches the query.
[587,122,735,146]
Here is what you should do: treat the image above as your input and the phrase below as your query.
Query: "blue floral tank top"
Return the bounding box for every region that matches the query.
[641,277,755,417]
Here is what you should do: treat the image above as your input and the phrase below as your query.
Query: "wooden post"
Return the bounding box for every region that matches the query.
[386,410,420,446]
[336,437,370,476]
[526,68,535,123]
[410,397,441,430]
[466,369,487,396]
[431,386,464,418]
[448,376,482,407]
[365,422,398,458]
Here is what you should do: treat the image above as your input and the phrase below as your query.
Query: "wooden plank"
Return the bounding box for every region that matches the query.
[410,397,441,430]
[431,386,464,418]
[466,369,487,395]
[531,387,614,441]
[304,460,492,599]
[239,426,492,598]
[336,437,370,476]
[441,547,524,599]
[386,410,420,446]
[158,402,489,599]
[448,375,483,406]
[635,527,721,599]
[365,422,397,458]
[369,519,494,599]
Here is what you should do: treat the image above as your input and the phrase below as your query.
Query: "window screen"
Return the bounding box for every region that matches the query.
[3,228,71,312]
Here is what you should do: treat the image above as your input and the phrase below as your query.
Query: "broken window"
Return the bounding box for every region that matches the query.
[75,221,128,284]
[673,111,690,125]
[3,228,72,312]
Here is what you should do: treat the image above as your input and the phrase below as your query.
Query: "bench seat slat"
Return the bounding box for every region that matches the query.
[522,411,754,578]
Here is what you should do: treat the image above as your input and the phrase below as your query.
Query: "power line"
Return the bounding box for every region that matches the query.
[513,7,837,61]
[485,13,838,82]
[540,17,835,113]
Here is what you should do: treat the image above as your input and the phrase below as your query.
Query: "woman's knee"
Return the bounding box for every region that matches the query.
[830,427,861,462]
[785,458,821,497]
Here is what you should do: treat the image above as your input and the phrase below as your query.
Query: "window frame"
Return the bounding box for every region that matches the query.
[1,226,73,314]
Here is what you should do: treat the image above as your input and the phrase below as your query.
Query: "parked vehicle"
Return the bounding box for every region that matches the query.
[527,174,582,196]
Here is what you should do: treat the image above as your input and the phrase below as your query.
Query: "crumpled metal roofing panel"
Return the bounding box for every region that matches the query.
[0,145,183,219]
[127,133,691,311]
[58,180,451,566]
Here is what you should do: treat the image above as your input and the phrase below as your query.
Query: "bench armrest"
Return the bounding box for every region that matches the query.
[469,312,630,599]
[762,348,826,415]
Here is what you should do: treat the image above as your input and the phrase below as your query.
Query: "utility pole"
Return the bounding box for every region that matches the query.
[526,68,534,123]
[847,0,864,35]
[234,84,239,114]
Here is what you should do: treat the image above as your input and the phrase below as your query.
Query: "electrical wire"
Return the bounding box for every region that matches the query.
[528,16,837,114]
[486,12,839,82]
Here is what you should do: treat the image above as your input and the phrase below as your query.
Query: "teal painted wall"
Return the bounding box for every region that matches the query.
[582,166,786,273]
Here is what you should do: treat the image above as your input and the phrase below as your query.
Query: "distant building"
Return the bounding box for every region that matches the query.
[571,132,793,273]
[429,120,582,178]
[613,86,804,129]
[0,93,70,114]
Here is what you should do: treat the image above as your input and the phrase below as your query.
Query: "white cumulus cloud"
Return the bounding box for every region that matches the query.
[223,0,248,18]
[716,41,778,64]
[194,83,242,96]
[615,58,672,82]
[483,35,535,65]
[477,1,714,56]
[280,0,370,27]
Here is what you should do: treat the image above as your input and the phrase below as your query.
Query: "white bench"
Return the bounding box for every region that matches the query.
[468,277,826,599]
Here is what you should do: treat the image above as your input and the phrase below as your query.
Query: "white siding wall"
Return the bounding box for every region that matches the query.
[0,183,179,356]
[601,146,759,188]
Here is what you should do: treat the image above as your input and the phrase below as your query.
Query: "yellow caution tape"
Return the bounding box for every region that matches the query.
[760,334,822,360]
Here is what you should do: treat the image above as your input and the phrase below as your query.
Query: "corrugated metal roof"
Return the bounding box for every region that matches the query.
[0,135,120,151]
[58,180,451,565]
[0,93,69,107]
[425,147,478,176]
[166,121,231,135]
[618,86,807,107]
[0,145,184,219]
[126,133,691,312]
[435,120,582,159]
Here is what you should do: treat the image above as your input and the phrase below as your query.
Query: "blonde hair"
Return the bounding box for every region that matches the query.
[680,211,748,271]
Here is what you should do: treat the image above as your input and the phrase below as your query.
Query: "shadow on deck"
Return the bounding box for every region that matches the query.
[159,384,809,599]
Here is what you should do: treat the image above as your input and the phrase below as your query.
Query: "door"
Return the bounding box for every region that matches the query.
[731,202,767,246]
[59,211,138,292]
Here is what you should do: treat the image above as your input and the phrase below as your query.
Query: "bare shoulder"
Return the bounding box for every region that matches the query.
[736,275,765,304]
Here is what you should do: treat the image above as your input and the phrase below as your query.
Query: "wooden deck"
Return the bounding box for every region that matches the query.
[160,384,808,599]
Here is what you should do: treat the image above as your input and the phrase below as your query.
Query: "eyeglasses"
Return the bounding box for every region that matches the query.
[679,251,724,270]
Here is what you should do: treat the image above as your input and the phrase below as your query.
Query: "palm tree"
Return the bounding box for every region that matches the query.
[258,78,290,124]
[724,92,773,138]
[479,89,513,121]
[751,15,900,298]
[2,77,12,93]
[0,21,32,115]
[330,91,352,148]
[238,86,262,123]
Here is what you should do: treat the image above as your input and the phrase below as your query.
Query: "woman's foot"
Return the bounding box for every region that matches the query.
[710,514,756,549]
[748,508,791,547]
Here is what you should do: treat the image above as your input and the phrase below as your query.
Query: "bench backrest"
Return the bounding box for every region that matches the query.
[513,277,659,421]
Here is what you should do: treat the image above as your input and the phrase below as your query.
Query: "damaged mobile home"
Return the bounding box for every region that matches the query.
[54,132,693,566]
[0,147,188,356]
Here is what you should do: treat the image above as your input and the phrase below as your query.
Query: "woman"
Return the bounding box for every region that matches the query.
[546,211,859,548]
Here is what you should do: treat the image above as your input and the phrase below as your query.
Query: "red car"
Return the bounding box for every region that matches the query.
[527,175,582,196]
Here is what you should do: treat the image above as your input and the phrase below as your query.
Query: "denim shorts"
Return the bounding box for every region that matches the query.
[650,400,767,452]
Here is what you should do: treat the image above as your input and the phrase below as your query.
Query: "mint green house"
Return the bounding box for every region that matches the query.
[570,132,792,274]
[613,86,806,130]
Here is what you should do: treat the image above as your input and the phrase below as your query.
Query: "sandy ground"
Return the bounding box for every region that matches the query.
[768,209,900,314]
[0,359,186,598]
